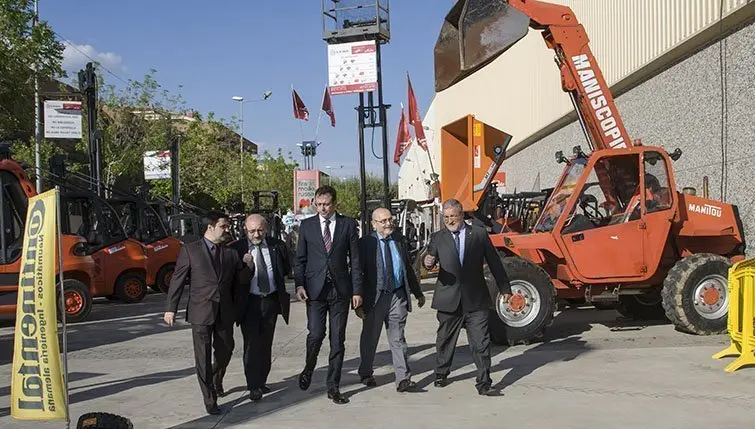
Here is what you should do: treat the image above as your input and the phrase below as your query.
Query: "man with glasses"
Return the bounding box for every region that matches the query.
[357,207,426,392]
[164,211,243,415]
[423,199,512,396]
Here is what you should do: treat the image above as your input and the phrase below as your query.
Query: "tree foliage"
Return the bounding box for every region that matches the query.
[0,0,65,140]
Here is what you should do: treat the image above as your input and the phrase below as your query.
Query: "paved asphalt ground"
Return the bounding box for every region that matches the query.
[1,280,755,428]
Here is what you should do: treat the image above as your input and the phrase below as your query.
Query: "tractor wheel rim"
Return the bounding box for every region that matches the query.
[125,279,143,298]
[496,279,541,328]
[692,274,728,320]
[64,290,83,315]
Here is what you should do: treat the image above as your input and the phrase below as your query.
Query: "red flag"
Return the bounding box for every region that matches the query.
[292,87,309,121]
[407,73,428,151]
[321,86,335,127]
[393,104,412,165]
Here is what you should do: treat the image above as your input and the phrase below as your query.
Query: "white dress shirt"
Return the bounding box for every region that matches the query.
[249,241,277,295]
[320,214,336,238]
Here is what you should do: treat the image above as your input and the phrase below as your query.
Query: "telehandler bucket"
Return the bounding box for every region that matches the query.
[440,115,512,211]
[435,0,529,91]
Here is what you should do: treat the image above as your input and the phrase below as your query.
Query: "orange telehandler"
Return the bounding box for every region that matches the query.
[433,0,746,345]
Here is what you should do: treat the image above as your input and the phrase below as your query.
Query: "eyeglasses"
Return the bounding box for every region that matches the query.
[373,218,393,224]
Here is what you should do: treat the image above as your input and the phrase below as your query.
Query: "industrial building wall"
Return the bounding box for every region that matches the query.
[398,0,755,202]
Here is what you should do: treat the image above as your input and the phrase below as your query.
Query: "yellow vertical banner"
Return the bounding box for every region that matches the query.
[11,189,68,420]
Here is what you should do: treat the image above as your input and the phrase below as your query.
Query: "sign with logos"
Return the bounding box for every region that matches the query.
[43,101,82,139]
[143,151,171,180]
[327,40,378,95]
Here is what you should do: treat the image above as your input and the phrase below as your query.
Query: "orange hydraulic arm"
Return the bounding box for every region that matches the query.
[435,0,632,152]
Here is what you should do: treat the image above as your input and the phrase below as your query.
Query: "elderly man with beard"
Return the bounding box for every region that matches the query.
[423,198,513,396]
[232,214,291,402]
[357,207,426,392]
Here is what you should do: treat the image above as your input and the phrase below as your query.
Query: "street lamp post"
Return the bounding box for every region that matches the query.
[232,91,272,209]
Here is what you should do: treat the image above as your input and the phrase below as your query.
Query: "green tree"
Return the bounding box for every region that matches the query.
[331,174,398,218]
[0,0,65,141]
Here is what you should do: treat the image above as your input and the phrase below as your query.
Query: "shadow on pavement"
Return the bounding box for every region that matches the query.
[0,293,191,366]
[170,329,590,428]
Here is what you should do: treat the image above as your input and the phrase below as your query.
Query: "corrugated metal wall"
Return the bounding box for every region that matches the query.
[429,0,750,152]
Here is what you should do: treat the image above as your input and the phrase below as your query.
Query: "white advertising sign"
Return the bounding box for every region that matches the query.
[143,150,171,180]
[327,40,378,95]
[43,100,82,139]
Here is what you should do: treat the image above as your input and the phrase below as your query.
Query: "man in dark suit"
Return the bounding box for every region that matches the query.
[423,198,512,396]
[357,207,426,392]
[294,185,362,404]
[164,211,242,415]
[231,214,291,402]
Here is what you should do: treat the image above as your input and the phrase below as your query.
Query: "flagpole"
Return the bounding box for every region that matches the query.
[314,86,325,143]
[55,186,70,429]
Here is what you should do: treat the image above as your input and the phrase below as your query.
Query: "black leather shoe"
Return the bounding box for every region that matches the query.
[360,376,377,387]
[397,379,417,392]
[327,388,349,404]
[434,375,448,387]
[299,371,312,391]
[249,388,263,401]
[261,385,271,394]
[477,384,492,396]
[206,404,221,415]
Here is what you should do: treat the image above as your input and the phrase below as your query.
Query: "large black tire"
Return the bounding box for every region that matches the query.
[57,279,92,323]
[615,288,668,320]
[661,253,731,335]
[154,264,175,294]
[77,411,133,429]
[485,256,557,346]
[114,272,147,304]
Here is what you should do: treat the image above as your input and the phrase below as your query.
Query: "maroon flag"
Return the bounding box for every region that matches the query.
[292,87,309,121]
[321,86,335,127]
[393,104,412,165]
[407,73,428,151]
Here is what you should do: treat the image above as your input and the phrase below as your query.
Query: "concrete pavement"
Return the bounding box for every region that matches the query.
[2,281,755,428]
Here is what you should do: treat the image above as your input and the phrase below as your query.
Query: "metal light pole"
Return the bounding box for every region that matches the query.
[33,0,42,192]
[232,91,272,209]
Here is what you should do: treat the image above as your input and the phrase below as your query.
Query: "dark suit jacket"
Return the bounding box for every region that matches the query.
[426,224,512,313]
[231,236,292,325]
[166,238,242,326]
[358,231,424,313]
[294,213,362,300]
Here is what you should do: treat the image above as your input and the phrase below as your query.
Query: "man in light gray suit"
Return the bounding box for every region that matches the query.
[357,207,426,392]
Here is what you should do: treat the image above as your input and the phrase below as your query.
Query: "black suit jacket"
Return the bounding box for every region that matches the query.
[231,236,292,325]
[426,224,511,313]
[166,238,242,326]
[358,231,424,313]
[294,214,362,300]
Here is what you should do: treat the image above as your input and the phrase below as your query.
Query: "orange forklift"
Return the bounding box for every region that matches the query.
[0,146,147,322]
[53,160,182,294]
[433,0,746,345]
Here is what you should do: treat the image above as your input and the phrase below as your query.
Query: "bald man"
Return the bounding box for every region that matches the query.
[357,207,425,392]
[232,214,292,402]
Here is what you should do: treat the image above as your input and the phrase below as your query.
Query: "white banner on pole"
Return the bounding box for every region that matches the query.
[143,151,171,180]
[43,101,82,139]
[327,40,377,95]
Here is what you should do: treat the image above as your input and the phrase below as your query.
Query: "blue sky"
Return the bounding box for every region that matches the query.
[41,0,451,181]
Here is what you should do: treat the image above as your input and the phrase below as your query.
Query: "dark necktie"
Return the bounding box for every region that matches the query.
[255,244,270,294]
[323,218,332,252]
[453,231,461,262]
[382,238,395,291]
[212,244,221,276]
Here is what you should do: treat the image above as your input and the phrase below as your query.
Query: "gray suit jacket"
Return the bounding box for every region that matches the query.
[426,224,511,313]
[166,238,242,326]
